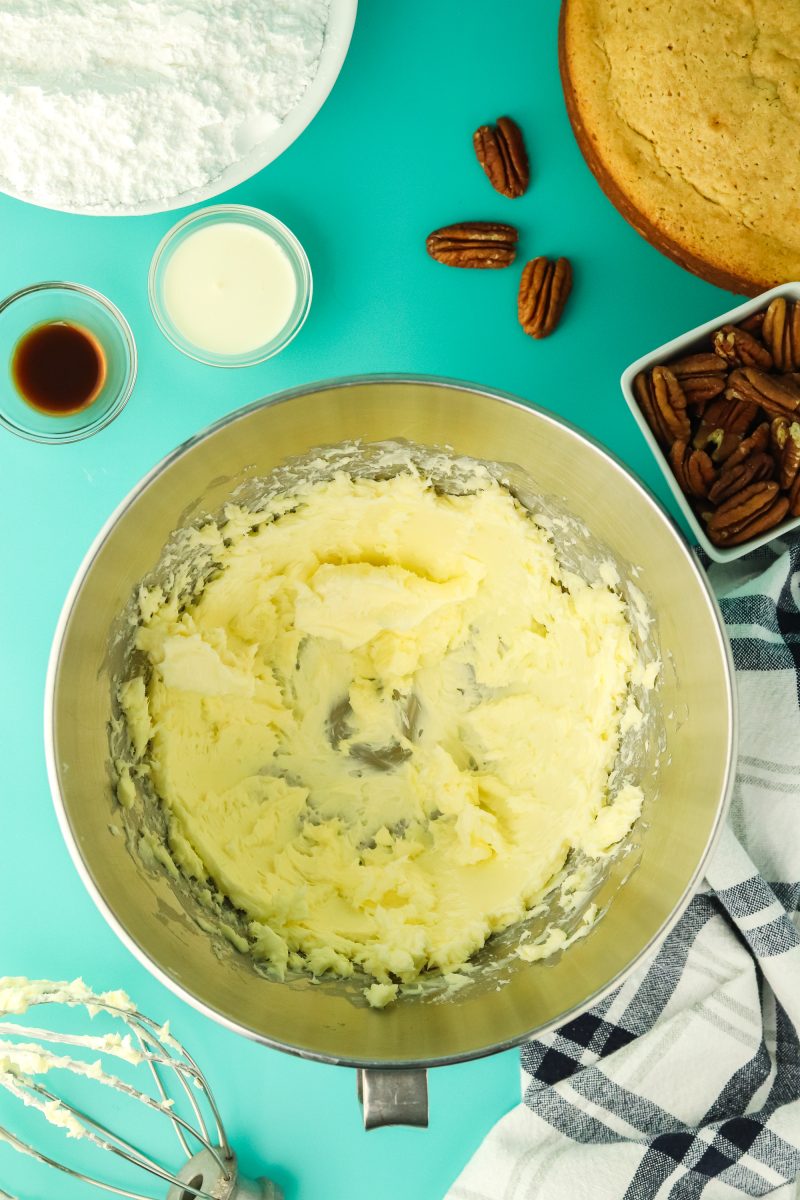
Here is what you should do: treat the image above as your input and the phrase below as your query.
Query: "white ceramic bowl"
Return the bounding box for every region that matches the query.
[0,0,357,218]
[621,282,800,564]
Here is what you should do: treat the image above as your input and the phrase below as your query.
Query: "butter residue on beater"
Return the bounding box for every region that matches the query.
[0,977,154,1142]
[116,464,652,1006]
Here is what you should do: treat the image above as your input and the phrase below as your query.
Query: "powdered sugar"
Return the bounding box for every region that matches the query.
[0,0,331,212]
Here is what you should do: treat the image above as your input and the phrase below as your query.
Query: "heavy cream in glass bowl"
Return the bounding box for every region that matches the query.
[148,206,312,368]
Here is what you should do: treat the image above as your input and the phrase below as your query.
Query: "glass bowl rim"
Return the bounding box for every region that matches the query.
[0,280,138,445]
[147,203,313,368]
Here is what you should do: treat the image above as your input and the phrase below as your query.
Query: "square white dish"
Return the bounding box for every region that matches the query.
[621,282,800,563]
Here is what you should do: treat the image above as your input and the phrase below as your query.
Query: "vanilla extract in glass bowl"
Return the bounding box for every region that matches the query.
[12,320,107,415]
[0,282,137,444]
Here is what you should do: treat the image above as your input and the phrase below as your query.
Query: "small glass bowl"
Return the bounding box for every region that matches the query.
[0,282,137,444]
[148,204,313,368]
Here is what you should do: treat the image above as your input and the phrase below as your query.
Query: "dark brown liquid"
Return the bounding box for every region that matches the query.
[12,321,106,416]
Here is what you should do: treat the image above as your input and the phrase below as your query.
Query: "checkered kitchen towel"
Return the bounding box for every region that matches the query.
[448,536,800,1200]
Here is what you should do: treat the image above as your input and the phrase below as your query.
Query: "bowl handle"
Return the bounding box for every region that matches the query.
[356,1068,429,1129]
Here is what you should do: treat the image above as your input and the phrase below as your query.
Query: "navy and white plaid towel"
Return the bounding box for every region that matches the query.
[448,537,800,1200]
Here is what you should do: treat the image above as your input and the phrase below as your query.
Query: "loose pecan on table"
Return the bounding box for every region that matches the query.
[517,256,572,339]
[426,222,518,268]
[473,117,530,199]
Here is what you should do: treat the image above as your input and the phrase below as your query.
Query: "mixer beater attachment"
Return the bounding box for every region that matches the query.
[0,978,280,1200]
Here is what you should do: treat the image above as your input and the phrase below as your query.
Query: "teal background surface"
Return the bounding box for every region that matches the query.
[0,3,741,1198]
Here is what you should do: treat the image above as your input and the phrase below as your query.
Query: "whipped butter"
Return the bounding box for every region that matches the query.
[118,468,648,1005]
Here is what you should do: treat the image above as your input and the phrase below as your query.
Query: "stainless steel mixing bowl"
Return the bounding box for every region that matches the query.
[46,376,735,1126]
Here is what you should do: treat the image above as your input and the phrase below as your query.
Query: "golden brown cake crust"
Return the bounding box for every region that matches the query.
[559,0,800,296]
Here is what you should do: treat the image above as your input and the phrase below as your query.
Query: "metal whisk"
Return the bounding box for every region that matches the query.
[0,977,280,1200]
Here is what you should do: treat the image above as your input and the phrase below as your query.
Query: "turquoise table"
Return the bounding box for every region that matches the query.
[0,3,739,1197]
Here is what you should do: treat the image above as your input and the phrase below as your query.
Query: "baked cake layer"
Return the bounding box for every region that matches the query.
[561,0,800,294]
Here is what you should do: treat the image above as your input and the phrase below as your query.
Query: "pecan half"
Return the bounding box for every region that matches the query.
[772,417,791,463]
[705,481,783,545]
[669,441,715,499]
[426,222,518,268]
[693,394,758,462]
[726,368,800,420]
[645,366,691,445]
[770,416,789,461]
[721,422,771,472]
[790,472,800,517]
[762,297,800,371]
[707,452,774,505]
[778,421,800,491]
[712,324,773,370]
[473,117,529,199]
[643,295,800,546]
[709,495,789,546]
[671,352,727,378]
[518,257,572,338]
[739,310,765,336]
[634,371,670,448]
[670,353,728,408]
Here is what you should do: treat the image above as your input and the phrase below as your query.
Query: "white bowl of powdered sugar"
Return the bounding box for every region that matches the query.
[0,0,357,216]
